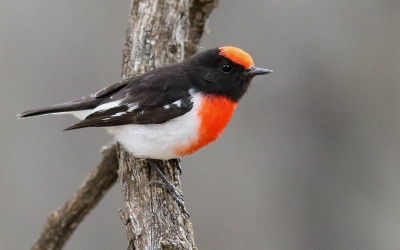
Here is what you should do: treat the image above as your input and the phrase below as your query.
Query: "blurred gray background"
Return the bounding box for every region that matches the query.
[2,0,400,249]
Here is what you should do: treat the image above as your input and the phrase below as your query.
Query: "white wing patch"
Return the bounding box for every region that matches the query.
[111,112,127,117]
[90,100,122,114]
[172,100,182,107]
[163,100,182,110]
[67,110,92,120]
[127,104,139,112]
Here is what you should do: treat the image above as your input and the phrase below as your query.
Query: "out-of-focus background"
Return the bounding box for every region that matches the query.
[2,0,400,249]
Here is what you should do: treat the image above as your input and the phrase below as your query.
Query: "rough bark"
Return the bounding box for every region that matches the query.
[118,148,194,250]
[31,145,118,250]
[186,0,220,57]
[31,0,218,249]
[118,0,218,249]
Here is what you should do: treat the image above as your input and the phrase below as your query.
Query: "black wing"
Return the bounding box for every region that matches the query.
[64,96,193,130]
[65,64,195,130]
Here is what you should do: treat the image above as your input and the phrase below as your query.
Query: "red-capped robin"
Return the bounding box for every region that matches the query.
[19,46,272,208]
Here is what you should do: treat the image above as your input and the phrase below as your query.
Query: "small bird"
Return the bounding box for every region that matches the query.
[19,46,272,210]
[19,46,272,160]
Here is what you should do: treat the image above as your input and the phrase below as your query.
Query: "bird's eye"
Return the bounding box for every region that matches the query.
[221,63,233,73]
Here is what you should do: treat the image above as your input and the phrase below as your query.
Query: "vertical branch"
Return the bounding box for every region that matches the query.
[186,0,220,57]
[118,0,213,248]
[118,148,194,249]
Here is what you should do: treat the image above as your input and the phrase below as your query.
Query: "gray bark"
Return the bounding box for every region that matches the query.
[118,0,218,249]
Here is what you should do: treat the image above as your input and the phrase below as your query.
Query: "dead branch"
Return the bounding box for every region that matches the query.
[31,145,118,250]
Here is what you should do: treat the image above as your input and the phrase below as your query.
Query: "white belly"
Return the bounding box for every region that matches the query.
[107,98,201,160]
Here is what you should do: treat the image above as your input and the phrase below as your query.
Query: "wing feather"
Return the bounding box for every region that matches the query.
[64,95,193,130]
[63,64,194,130]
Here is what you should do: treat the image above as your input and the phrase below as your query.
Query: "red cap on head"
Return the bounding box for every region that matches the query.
[219,46,254,70]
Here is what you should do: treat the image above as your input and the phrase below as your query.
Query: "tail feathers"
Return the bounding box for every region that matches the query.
[18,97,99,119]
[18,105,71,118]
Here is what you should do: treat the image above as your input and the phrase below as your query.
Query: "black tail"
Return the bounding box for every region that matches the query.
[18,96,100,119]
[18,104,76,118]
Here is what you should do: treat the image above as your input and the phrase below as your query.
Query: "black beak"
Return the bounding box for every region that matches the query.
[245,66,273,76]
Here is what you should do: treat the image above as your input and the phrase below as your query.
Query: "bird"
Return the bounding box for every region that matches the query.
[18,46,272,209]
[19,46,272,160]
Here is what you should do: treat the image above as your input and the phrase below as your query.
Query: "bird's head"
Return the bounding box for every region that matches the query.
[185,46,272,102]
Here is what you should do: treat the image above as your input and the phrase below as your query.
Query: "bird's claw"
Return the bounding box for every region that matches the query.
[148,160,190,217]
[149,179,189,217]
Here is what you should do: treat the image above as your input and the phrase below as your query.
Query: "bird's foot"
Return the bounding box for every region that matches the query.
[147,160,189,217]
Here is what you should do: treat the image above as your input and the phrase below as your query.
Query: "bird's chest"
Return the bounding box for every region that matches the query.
[175,95,238,156]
